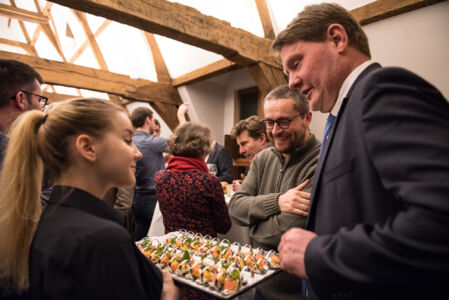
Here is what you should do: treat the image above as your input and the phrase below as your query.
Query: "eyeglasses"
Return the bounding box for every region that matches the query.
[12,91,48,108]
[263,114,303,130]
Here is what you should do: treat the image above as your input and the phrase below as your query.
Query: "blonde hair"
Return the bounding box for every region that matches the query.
[0,98,123,293]
[167,122,211,157]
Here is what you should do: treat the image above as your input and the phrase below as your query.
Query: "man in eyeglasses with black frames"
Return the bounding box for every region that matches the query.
[229,84,320,300]
[0,59,44,171]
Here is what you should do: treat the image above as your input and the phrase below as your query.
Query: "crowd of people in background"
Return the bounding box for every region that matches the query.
[1,2,448,300]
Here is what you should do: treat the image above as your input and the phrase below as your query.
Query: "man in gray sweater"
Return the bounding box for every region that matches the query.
[229,85,320,300]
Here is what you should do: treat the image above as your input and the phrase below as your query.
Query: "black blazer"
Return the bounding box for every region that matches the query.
[305,64,449,299]
[207,142,233,183]
[29,186,162,299]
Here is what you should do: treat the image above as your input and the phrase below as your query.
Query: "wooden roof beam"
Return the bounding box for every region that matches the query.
[142,31,187,129]
[255,0,275,40]
[0,38,35,55]
[0,3,48,24]
[172,59,238,87]
[351,0,446,25]
[69,19,111,63]
[71,10,122,104]
[48,0,280,68]
[0,50,181,106]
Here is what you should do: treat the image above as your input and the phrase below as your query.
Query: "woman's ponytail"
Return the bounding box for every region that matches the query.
[0,110,46,294]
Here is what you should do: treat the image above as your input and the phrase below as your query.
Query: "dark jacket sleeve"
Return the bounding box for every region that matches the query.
[215,145,234,183]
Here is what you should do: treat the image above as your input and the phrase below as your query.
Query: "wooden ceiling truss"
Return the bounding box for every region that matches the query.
[0,0,444,128]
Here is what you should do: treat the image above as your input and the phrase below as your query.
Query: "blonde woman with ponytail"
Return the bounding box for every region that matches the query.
[0,98,179,299]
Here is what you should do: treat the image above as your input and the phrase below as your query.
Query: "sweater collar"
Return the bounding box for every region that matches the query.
[167,156,209,173]
[47,186,125,226]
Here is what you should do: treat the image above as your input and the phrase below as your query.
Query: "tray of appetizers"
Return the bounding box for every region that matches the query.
[137,230,282,299]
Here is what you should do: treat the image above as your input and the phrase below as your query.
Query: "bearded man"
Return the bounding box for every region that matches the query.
[229,84,320,300]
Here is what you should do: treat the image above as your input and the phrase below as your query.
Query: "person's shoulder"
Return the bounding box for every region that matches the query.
[254,147,276,161]
[200,171,221,184]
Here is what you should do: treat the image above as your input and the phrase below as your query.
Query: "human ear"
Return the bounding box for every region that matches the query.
[13,91,27,111]
[304,111,313,126]
[326,24,348,53]
[74,134,97,162]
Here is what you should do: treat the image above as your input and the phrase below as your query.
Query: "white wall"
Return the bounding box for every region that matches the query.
[177,81,226,144]
[223,68,257,135]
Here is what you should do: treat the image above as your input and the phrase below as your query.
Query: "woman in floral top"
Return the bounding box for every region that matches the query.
[155,122,231,300]
[155,122,231,237]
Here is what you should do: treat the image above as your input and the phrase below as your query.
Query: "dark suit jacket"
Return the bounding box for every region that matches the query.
[305,64,449,300]
[207,142,233,183]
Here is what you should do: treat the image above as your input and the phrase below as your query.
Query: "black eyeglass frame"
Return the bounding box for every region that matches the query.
[262,114,304,130]
[12,90,48,108]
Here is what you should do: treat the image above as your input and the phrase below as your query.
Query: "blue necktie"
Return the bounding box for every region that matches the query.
[320,114,335,154]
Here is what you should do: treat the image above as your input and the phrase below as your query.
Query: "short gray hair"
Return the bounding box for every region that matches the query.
[264,85,309,115]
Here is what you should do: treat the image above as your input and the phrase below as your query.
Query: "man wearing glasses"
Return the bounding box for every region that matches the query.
[229,84,320,300]
[0,59,45,170]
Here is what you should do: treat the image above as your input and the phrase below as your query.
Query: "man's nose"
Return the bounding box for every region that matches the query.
[289,73,302,90]
[271,123,283,135]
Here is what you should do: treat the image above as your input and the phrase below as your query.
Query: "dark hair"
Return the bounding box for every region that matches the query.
[167,122,211,158]
[130,107,153,128]
[154,119,160,127]
[231,115,266,140]
[272,3,371,58]
[264,85,309,115]
[0,60,43,109]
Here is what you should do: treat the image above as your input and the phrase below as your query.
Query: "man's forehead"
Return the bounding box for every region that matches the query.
[237,130,252,142]
[264,98,295,111]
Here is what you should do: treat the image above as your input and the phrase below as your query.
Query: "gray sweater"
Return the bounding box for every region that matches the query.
[229,134,320,300]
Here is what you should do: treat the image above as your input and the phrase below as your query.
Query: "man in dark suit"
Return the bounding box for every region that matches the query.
[206,141,233,183]
[273,3,449,300]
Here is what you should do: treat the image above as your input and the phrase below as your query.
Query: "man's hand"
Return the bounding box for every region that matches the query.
[232,173,246,192]
[278,228,317,278]
[161,270,181,300]
[177,104,189,124]
[278,179,310,216]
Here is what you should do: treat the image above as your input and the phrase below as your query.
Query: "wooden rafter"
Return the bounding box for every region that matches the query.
[351,0,446,25]
[71,9,122,104]
[7,1,38,56]
[142,32,171,83]
[48,0,280,68]
[0,37,35,55]
[69,19,111,63]
[255,0,275,40]
[43,91,79,104]
[0,3,47,23]
[249,62,287,103]
[142,31,185,130]
[172,59,237,87]
[31,26,42,45]
[72,10,108,69]
[0,50,181,106]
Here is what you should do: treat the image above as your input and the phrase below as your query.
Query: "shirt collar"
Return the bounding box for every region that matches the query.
[331,60,375,116]
[134,130,150,136]
[47,186,125,226]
